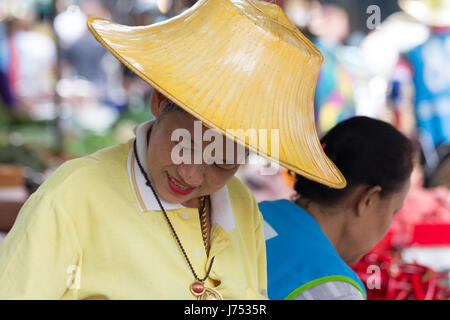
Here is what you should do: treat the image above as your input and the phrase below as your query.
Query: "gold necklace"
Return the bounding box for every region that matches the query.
[199,196,210,255]
[133,140,222,300]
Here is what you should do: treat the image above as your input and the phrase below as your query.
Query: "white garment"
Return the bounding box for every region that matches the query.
[13,30,56,98]
[293,281,365,300]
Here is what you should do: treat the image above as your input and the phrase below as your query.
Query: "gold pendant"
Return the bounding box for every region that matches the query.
[190,281,223,300]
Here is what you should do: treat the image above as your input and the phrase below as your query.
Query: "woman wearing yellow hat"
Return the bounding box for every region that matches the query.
[0,0,345,299]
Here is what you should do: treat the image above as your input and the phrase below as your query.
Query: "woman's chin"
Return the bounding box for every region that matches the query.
[161,186,197,205]
[152,182,182,204]
[347,253,365,266]
[161,191,185,204]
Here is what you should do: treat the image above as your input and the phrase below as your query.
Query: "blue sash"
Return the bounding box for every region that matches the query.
[259,199,366,300]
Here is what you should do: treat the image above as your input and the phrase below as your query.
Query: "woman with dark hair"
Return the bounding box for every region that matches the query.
[260,116,415,300]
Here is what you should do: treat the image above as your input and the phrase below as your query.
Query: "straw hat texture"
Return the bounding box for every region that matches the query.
[87,0,346,188]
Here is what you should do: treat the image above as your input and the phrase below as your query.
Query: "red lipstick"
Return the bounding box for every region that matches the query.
[167,173,196,196]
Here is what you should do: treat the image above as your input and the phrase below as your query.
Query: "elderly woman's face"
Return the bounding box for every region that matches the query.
[146,93,243,207]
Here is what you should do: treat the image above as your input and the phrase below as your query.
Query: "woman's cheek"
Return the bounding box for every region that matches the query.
[382,213,394,238]
[163,143,180,165]
[206,168,236,190]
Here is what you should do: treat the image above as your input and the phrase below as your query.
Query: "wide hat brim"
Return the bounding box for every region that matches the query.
[87,0,346,189]
[399,0,450,26]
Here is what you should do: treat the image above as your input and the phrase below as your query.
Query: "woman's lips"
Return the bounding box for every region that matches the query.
[167,173,196,196]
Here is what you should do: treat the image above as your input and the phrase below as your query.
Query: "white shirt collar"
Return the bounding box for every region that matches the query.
[127,120,236,232]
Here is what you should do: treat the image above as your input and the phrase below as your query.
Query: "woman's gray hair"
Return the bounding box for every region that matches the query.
[160,99,185,116]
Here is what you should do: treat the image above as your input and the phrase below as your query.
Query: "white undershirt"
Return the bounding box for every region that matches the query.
[293,281,365,300]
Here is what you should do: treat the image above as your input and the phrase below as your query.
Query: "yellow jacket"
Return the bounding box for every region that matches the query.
[0,121,267,300]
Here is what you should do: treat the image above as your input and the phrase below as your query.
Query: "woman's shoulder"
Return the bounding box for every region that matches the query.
[225,176,262,225]
[258,199,298,213]
[258,199,309,226]
[37,140,133,197]
[226,176,255,201]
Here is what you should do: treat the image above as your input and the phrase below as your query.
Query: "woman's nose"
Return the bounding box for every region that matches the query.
[176,164,206,187]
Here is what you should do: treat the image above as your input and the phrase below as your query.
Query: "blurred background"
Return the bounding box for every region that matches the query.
[0,0,449,299]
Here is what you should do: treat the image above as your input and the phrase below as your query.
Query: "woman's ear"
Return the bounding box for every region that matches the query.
[150,89,167,117]
[356,185,382,217]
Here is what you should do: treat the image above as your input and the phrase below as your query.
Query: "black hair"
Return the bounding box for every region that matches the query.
[155,99,189,124]
[161,99,185,116]
[293,116,415,205]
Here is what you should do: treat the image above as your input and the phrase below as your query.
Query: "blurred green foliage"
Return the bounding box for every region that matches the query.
[64,103,153,156]
[64,129,117,156]
[0,144,47,172]
[0,107,53,171]
[0,101,153,170]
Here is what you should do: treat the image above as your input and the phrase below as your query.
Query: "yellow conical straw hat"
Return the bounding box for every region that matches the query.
[87,0,346,188]
[399,0,450,26]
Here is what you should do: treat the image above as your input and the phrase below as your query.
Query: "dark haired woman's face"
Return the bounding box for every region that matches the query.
[346,178,411,264]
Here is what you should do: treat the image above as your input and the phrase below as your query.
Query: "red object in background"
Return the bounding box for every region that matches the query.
[411,224,450,246]
[352,252,450,300]
[387,187,450,248]
[351,187,450,300]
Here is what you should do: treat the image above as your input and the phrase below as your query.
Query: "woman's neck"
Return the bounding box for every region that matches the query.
[295,198,350,262]
[182,197,202,209]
